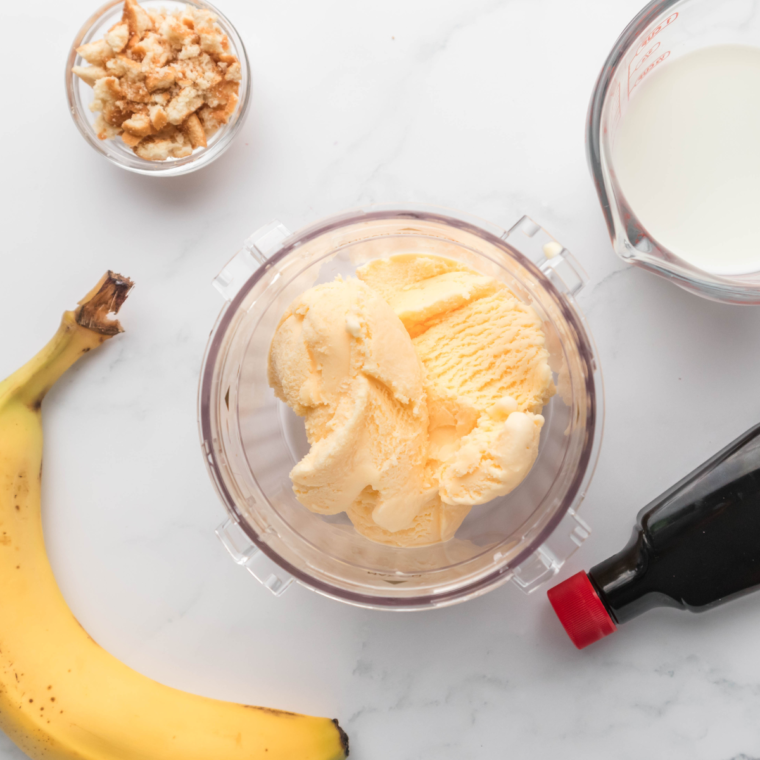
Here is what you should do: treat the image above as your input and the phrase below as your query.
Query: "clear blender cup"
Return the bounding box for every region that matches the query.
[198,205,603,609]
[588,0,760,304]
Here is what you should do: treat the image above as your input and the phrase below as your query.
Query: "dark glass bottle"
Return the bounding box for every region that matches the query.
[548,424,760,648]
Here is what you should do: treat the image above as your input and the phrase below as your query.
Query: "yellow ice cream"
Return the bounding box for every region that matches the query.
[358,255,554,538]
[357,255,554,414]
[346,494,472,548]
[267,278,434,532]
[268,255,555,547]
[437,399,544,506]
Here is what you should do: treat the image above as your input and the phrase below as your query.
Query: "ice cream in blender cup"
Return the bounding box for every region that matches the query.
[268,254,555,547]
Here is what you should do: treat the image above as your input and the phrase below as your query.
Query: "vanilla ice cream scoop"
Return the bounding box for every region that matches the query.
[267,278,433,532]
[438,406,545,506]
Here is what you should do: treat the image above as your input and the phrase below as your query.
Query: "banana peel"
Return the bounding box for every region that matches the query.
[0,273,349,760]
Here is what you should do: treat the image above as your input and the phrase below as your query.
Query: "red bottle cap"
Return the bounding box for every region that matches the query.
[547,571,617,649]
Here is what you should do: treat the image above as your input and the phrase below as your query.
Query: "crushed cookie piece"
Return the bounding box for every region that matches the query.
[122,112,153,137]
[90,76,122,114]
[149,104,168,131]
[121,131,143,147]
[77,38,114,65]
[182,113,207,149]
[166,86,203,125]
[152,90,171,106]
[178,43,202,60]
[135,126,192,160]
[145,67,175,92]
[105,23,129,52]
[73,65,108,86]
[93,113,120,140]
[73,0,241,161]
[122,0,153,35]
[160,15,196,48]
[225,62,241,82]
[106,54,142,80]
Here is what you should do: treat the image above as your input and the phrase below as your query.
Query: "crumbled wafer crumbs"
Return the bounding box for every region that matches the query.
[73,0,242,161]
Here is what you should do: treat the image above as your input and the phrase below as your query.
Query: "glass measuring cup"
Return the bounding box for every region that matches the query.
[588,0,760,303]
[198,205,603,609]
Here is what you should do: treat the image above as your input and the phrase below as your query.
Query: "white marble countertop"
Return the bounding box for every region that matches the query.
[3,0,760,757]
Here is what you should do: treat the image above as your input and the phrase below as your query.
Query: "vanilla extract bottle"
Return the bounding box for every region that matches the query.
[548,424,760,648]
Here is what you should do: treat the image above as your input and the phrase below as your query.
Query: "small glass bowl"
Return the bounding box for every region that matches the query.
[65,0,251,177]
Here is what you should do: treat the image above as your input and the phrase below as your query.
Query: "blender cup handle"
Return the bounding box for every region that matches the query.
[511,509,592,594]
[212,221,293,301]
[503,216,588,296]
[503,216,593,593]
[216,517,295,597]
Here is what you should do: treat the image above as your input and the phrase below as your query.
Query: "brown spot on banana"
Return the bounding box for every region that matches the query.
[243,705,297,718]
[333,719,350,755]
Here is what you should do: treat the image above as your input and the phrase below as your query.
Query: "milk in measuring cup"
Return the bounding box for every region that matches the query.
[613,45,760,276]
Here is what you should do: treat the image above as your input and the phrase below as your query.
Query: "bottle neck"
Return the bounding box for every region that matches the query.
[588,529,683,624]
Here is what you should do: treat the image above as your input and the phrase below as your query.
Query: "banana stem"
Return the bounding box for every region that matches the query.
[0,272,133,409]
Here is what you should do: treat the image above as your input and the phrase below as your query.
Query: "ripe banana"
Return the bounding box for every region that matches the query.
[0,273,348,760]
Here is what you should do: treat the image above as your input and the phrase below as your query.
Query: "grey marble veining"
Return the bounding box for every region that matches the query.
[2,0,760,757]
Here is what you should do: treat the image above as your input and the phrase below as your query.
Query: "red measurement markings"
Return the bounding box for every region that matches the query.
[627,12,678,97]
[633,41,661,73]
[636,12,678,54]
[631,50,671,92]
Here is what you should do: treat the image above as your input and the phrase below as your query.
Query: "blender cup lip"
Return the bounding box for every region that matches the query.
[586,0,760,304]
[199,205,602,609]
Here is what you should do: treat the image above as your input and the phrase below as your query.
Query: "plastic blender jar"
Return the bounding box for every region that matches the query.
[198,205,603,609]
[588,0,760,304]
